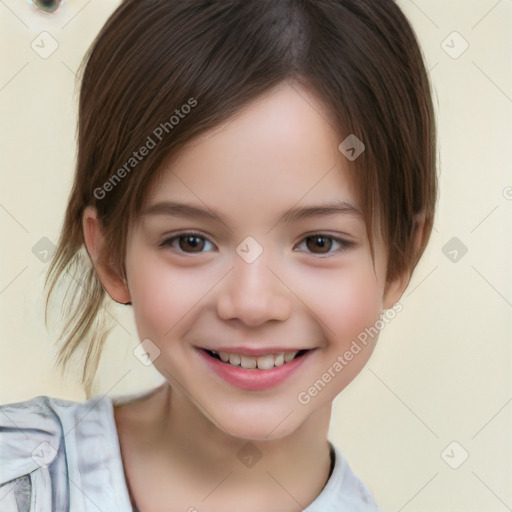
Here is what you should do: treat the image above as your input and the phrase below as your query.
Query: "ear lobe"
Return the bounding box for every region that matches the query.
[82,206,131,305]
[382,271,410,310]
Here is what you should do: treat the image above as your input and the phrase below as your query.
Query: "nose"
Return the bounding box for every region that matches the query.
[216,253,292,327]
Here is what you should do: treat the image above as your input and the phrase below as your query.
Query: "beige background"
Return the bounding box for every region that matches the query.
[1,1,511,510]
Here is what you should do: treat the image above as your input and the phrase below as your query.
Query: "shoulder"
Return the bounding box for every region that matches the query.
[0,395,84,480]
[306,443,385,512]
[0,394,126,511]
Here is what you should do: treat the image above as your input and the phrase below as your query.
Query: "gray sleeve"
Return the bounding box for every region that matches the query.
[14,476,31,512]
[0,475,30,512]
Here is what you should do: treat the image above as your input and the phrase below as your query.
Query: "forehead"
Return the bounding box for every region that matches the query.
[144,83,360,226]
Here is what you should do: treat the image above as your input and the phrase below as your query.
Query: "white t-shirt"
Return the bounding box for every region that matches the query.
[0,390,383,512]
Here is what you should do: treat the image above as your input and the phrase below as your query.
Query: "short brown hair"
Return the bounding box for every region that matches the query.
[46,0,437,392]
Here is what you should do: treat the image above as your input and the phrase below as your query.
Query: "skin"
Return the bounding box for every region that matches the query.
[83,82,411,511]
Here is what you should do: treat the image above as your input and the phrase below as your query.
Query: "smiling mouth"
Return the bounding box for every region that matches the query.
[204,349,309,370]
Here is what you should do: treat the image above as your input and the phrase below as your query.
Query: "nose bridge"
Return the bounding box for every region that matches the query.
[216,246,292,326]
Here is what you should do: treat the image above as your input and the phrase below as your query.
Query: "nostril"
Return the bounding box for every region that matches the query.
[32,0,63,14]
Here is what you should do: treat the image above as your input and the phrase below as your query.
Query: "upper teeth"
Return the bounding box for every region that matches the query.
[215,351,299,370]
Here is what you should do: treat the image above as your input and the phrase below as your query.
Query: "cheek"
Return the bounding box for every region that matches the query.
[294,262,384,343]
[125,250,206,339]
[290,265,385,410]
[337,276,382,338]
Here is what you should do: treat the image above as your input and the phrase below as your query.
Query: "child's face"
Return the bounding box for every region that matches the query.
[123,82,405,439]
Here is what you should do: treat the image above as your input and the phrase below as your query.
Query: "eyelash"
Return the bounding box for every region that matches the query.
[158,231,355,257]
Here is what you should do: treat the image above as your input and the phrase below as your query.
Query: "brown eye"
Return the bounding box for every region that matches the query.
[178,235,205,252]
[305,235,333,254]
[295,234,355,256]
[159,233,215,253]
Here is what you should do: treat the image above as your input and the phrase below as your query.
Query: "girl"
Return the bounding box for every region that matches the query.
[0,0,436,510]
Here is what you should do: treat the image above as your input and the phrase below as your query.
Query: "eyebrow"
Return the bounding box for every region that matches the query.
[141,200,362,225]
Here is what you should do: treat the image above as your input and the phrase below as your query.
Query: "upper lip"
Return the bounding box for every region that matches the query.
[198,346,312,357]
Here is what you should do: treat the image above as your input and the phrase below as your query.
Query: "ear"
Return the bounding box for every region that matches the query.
[382,271,409,310]
[82,206,131,305]
[382,213,428,309]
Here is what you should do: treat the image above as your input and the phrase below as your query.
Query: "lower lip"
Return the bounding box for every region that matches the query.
[197,349,313,391]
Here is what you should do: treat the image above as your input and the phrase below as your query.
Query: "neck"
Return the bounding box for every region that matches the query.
[119,382,334,511]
